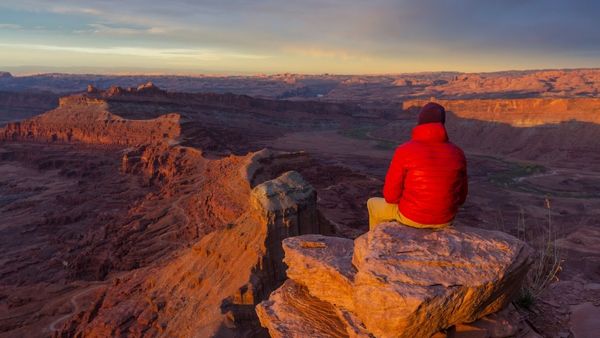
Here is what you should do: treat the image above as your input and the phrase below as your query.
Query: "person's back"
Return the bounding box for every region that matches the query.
[367,102,468,229]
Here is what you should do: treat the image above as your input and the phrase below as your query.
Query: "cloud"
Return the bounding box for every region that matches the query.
[5,0,600,55]
[0,23,22,29]
[47,6,103,16]
[1,0,599,72]
[75,23,169,36]
[281,46,359,61]
[0,42,269,61]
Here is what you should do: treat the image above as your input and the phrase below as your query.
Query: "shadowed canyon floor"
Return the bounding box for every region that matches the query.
[1,78,600,337]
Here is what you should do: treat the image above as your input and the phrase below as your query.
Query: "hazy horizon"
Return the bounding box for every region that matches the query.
[2,1,600,74]
[3,65,600,78]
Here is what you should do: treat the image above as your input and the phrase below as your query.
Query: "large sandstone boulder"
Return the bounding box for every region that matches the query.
[352,223,532,338]
[256,279,369,338]
[257,222,532,338]
[282,234,356,311]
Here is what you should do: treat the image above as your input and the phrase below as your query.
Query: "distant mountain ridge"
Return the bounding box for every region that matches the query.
[1,68,599,101]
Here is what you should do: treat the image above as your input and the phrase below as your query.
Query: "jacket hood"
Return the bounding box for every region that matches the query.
[411,122,449,143]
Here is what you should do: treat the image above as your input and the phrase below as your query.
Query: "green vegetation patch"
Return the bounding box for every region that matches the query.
[488,162,547,188]
[339,125,398,150]
[374,140,397,150]
[338,126,374,140]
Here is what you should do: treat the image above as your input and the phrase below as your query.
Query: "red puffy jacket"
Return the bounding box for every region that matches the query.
[383,123,468,225]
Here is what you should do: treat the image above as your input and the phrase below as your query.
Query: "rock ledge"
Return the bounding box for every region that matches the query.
[257,222,532,338]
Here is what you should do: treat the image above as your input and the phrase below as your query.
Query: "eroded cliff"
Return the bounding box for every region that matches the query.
[0,86,336,337]
[403,98,600,126]
[0,96,180,146]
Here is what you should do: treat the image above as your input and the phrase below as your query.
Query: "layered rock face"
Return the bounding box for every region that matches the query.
[250,170,329,285]
[376,97,600,167]
[94,83,367,117]
[0,84,370,156]
[403,98,600,126]
[0,85,341,336]
[51,146,334,337]
[257,222,532,338]
[0,98,180,146]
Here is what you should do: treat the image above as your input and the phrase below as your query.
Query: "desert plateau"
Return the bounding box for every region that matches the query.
[1,69,599,337]
[1,1,600,337]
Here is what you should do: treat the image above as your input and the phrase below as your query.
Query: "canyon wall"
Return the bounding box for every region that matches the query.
[89,82,369,117]
[382,97,600,169]
[403,98,600,126]
[0,87,337,336]
[57,152,330,337]
[0,96,180,146]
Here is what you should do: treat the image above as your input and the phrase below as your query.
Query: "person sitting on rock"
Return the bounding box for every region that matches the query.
[367,102,468,229]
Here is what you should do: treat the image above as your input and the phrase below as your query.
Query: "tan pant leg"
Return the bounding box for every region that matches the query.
[397,211,452,229]
[367,197,401,230]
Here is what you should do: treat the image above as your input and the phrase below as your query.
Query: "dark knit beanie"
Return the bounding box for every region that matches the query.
[418,102,446,125]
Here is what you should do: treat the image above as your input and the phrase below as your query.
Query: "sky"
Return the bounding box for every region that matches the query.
[1,0,599,75]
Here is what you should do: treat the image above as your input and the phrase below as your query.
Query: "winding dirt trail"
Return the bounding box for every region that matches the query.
[48,284,107,332]
[514,169,559,183]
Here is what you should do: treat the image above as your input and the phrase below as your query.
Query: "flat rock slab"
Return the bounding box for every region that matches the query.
[556,226,600,255]
[570,302,600,338]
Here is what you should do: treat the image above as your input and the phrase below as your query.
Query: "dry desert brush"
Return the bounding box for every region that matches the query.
[515,198,563,309]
